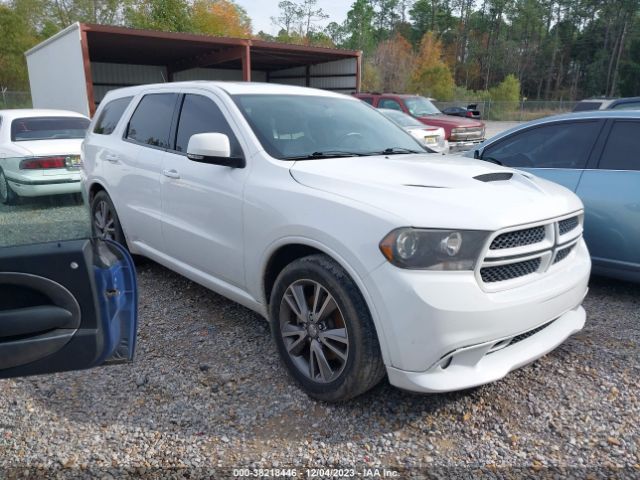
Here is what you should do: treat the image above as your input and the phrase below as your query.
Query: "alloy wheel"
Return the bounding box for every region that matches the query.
[279,279,349,383]
[93,199,116,240]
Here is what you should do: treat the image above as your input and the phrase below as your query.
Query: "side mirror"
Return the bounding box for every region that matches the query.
[186,133,245,168]
[473,149,480,159]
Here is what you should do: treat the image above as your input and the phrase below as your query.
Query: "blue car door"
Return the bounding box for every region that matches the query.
[0,193,137,378]
[574,119,640,281]
[480,120,605,192]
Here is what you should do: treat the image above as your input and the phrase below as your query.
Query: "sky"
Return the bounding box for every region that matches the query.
[235,0,351,35]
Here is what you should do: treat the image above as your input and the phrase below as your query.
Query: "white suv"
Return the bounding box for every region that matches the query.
[82,82,590,401]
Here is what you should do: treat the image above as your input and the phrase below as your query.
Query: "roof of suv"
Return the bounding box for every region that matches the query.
[103,81,350,100]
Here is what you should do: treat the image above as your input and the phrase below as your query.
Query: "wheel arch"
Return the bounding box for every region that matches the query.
[260,238,391,365]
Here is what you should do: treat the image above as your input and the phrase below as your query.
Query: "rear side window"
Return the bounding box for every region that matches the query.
[359,97,373,105]
[174,94,242,156]
[483,121,601,169]
[126,93,177,148]
[598,121,640,171]
[11,117,89,141]
[94,96,132,135]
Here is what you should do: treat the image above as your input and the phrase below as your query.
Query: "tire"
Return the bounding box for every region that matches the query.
[269,254,386,402]
[90,190,127,246]
[0,168,18,205]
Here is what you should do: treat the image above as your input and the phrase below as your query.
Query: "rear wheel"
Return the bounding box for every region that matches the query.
[0,169,18,205]
[91,191,126,246]
[269,254,385,402]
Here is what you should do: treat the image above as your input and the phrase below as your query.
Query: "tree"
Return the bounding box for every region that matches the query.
[191,0,252,38]
[409,31,455,99]
[271,0,301,36]
[298,0,328,37]
[489,73,520,101]
[124,0,192,32]
[0,4,39,90]
[343,0,376,53]
[372,33,413,92]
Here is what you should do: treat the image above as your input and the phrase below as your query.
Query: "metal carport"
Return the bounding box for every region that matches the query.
[26,23,361,117]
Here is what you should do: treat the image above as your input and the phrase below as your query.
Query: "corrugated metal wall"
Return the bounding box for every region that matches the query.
[90,56,357,104]
[173,68,267,82]
[92,62,168,103]
[268,58,357,93]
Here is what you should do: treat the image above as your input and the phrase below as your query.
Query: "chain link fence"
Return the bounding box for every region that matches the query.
[0,91,33,109]
[433,100,578,121]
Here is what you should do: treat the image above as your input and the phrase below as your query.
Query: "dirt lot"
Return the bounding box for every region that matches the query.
[0,258,638,477]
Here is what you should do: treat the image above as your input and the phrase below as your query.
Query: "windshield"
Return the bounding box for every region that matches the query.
[404,97,441,117]
[233,94,425,160]
[380,109,424,128]
[11,117,89,142]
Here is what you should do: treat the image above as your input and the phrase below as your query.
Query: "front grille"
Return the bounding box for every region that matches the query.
[553,245,574,264]
[559,216,579,235]
[490,226,545,250]
[480,258,541,283]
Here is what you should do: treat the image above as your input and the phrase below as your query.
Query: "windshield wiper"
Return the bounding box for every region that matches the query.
[283,150,368,160]
[367,147,423,155]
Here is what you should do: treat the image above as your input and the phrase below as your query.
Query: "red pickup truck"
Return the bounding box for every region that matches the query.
[354,93,486,152]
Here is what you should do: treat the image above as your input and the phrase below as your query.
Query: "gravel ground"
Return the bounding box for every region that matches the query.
[0,195,89,248]
[0,259,638,478]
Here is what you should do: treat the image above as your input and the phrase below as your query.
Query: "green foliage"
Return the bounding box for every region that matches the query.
[0,5,38,90]
[124,0,192,32]
[409,32,455,100]
[489,74,521,102]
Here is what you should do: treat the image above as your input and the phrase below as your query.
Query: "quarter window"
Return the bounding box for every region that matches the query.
[126,93,177,148]
[94,96,132,135]
[483,121,601,169]
[598,121,640,171]
[174,94,241,156]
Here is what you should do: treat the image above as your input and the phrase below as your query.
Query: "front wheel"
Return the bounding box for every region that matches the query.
[269,254,385,402]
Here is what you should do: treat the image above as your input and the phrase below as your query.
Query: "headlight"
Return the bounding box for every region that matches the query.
[379,228,490,270]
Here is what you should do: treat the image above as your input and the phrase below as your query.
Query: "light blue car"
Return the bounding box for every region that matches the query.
[467,111,640,283]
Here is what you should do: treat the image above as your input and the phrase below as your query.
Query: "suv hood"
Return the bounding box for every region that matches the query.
[290,154,583,231]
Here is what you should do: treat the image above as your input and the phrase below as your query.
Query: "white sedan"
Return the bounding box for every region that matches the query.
[378,108,449,153]
[0,109,90,204]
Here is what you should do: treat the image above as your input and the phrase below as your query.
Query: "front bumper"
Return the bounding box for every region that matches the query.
[448,139,484,153]
[365,239,591,393]
[387,304,585,392]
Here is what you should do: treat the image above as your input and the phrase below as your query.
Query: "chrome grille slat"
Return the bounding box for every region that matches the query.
[490,226,546,250]
[478,213,583,289]
[480,257,541,283]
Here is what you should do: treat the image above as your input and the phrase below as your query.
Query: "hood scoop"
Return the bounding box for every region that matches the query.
[474,172,513,182]
[404,184,447,189]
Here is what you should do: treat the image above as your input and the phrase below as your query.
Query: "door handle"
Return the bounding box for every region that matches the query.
[162,169,181,179]
[0,305,75,338]
[105,153,120,163]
